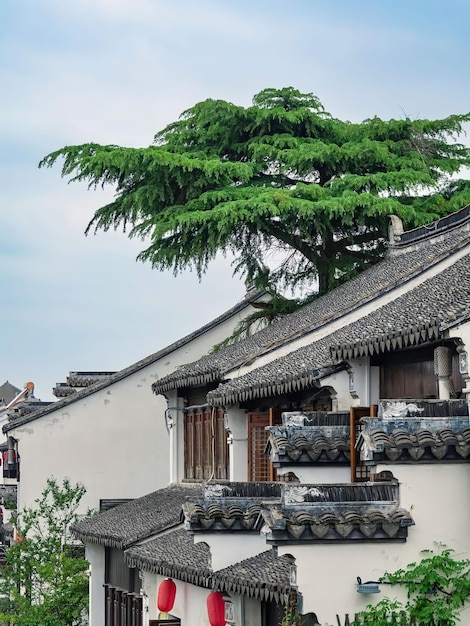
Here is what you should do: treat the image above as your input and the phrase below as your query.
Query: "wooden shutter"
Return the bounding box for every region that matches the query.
[215,409,229,479]
[184,412,195,479]
[184,408,229,480]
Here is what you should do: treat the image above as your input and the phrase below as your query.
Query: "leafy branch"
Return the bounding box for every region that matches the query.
[354,546,470,626]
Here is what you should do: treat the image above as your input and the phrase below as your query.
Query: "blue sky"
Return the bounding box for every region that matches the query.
[1,0,469,400]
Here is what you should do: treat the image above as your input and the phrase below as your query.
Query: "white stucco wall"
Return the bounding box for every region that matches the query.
[278,463,470,624]
[9,297,256,514]
[146,574,211,626]
[86,543,105,626]
[195,531,268,572]
[11,371,169,514]
[226,408,249,482]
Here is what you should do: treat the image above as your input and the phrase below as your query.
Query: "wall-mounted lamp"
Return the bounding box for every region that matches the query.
[224,595,234,623]
[459,351,468,375]
[289,563,297,587]
[356,577,380,594]
[348,371,355,393]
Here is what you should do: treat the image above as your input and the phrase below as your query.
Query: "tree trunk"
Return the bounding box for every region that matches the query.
[317,231,336,293]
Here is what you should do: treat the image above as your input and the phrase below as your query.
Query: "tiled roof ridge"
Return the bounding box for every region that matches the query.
[390,204,470,249]
[361,424,470,463]
[3,291,265,433]
[207,250,470,406]
[262,506,414,542]
[268,427,351,464]
[153,213,470,395]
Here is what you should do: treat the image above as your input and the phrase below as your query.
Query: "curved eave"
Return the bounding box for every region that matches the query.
[152,369,223,395]
[331,321,441,361]
[71,529,126,550]
[213,576,292,605]
[124,557,292,605]
[207,363,346,407]
[125,556,211,587]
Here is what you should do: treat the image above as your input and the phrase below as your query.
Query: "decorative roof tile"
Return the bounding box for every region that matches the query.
[267,425,351,465]
[261,483,413,543]
[183,481,413,542]
[53,372,116,397]
[262,505,413,542]
[359,414,470,463]
[183,482,282,533]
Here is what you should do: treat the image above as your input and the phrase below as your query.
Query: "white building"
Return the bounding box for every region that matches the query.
[72,206,470,625]
[3,290,266,514]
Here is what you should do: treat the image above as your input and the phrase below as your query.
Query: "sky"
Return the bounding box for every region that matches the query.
[1,0,469,401]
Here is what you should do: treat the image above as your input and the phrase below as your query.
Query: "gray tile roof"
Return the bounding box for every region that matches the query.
[126,528,294,604]
[125,527,212,585]
[213,549,294,604]
[207,250,470,406]
[3,291,264,433]
[267,425,351,465]
[359,415,470,463]
[0,382,21,407]
[392,204,470,246]
[53,372,117,397]
[262,504,413,542]
[152,206,470,397]
[183,481,413,543]
[71,483,202,549]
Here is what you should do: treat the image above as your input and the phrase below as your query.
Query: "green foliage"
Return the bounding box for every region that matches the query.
[210,290,320,351]
[354,546,470,626]
[281,591,302,626]
[40,87,470,304]
[0,478,90,626]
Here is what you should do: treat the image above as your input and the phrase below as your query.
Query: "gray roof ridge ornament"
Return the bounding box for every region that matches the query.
[388,214,404,244]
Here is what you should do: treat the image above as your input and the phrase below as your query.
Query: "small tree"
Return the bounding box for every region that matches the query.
[0,478,89,626]
[354,547,470,626]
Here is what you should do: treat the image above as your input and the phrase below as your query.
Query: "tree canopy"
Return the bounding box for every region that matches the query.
[40,87,470,302]
[0,478,90,626]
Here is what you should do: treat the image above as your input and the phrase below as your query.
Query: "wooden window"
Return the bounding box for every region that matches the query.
[184,408,229,480]
[248,413,270,482]
[248,409,285,482]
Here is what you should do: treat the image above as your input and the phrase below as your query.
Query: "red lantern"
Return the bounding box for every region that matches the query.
[207,591,226,626]
[157,578,176,618]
